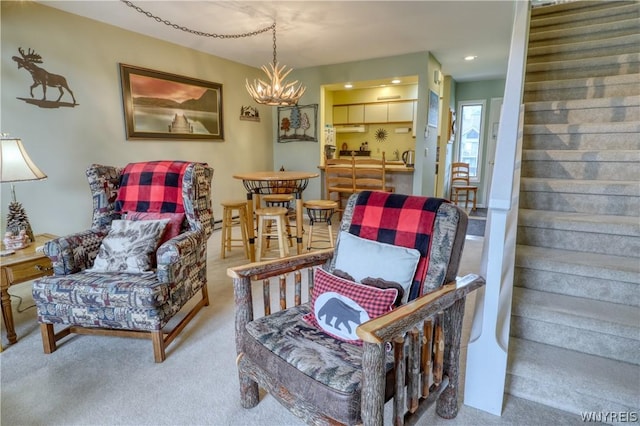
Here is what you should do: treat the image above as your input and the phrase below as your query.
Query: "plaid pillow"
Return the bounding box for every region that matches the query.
[347,191,446,301]
[115,161,191,213]
[303,267,397,345]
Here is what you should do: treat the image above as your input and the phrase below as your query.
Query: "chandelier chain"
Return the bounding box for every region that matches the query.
[272,26,277,67]
[121,0,275,39]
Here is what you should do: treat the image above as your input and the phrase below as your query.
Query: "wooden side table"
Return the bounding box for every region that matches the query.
[0,233,56,345]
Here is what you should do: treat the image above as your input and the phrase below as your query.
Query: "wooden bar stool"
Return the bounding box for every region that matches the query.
[303,200,338,250]
[255,207,290,261]
[220,200,250,259]
[262,193,295,247]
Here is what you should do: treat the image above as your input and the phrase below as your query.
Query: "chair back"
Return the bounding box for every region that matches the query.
[451,162,471,187]
[86,161,214,238]
[331,191,467,300]
[353,152,387,192]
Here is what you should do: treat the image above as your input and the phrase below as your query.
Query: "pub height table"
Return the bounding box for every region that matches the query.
[233,171,319,261]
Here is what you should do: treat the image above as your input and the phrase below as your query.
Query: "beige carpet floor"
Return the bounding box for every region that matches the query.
[0,224,585,425]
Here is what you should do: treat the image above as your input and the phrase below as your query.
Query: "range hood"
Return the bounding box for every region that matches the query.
[334,125,368,133]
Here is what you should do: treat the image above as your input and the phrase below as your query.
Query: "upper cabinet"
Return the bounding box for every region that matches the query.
[334,104,364,124]
[364,103,388,123]
[388,101,415,122]
[334,100,416,125]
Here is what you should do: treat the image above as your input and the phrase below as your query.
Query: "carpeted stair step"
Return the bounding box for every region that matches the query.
[528,16,640,47]
[524,95,640,125]
[525,52,639,83]
[515,244,640,306]
[511,287,640,364]
[506,338,640,416]
[523,73,640,102]
[524,130,640,150]
[530,2,639,33]
[516,209,640,257]
[530,0,634,19]
[524,120,640,136]
[527,33,640,64]
[521,149,640,180]
[519,177,639,215]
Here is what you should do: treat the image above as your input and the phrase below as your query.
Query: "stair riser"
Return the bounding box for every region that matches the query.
[523,133,640,150]
[531,1,634,18]
[516,227,639,258]
[525,105,640,124]
[524,81,640,102]
[521,160,640,180]
[506,375,637,418]
[529,21,639,47]
[526,62,640,83]
[531,5,640,32]
[514,267,640,307]
[519,192,639,216]
[528,41,640,64]
[510,317,639,365]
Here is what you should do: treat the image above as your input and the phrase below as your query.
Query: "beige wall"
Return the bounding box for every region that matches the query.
[1,2,274,236]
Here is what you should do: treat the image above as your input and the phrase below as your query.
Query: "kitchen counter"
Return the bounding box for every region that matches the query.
[319,162,414,173]
[318,162,414,194]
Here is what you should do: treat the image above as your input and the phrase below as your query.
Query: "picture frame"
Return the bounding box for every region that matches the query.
[119,64,223,140]
[428,90,439,128]
[277,104,318,143]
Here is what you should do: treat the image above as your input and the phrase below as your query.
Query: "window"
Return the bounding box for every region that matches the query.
[456,100,485,179]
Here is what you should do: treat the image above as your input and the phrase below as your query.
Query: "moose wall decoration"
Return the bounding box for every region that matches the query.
[11,47,77,108]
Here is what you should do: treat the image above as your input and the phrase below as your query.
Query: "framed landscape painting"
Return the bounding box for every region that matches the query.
[120,64,224,140]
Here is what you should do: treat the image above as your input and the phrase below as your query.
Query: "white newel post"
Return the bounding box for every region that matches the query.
[463,1,530,416]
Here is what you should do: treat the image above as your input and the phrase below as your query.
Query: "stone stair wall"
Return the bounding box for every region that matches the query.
[506,1,640,420]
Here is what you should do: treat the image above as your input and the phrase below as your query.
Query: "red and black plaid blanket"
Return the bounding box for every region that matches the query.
[348,191,447,301]
[115,161,190,213]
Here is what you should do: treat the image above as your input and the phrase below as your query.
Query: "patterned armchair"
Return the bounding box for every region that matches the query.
[33,161,214,362]
[228,191,485,425]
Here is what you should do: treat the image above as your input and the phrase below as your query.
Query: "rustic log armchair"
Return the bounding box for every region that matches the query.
[228,191,484,425]
[32,161,213,362]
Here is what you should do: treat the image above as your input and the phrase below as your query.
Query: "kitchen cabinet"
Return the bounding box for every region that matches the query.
[333,104,364,124]
[388,101,415,122]
[334,100,416,124]
[364,103,388,123]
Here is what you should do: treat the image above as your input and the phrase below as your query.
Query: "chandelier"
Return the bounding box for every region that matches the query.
[120,1,305,106]
[246,23,306,106]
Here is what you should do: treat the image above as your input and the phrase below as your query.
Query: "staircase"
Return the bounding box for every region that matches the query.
[507,0,640,420]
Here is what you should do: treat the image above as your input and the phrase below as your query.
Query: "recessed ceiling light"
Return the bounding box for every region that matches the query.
[464,55,477,61]
[391,79,401,84]
[344,83,353,89]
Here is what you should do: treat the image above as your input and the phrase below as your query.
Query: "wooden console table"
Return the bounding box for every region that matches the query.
[0,233,56,346]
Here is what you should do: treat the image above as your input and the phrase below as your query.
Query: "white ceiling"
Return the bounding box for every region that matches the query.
[38,0,516,83]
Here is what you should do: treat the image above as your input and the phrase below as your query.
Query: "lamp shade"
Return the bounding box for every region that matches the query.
[0,137,47,183]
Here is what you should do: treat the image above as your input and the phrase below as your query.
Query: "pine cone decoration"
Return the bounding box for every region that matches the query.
[6,201,34,243]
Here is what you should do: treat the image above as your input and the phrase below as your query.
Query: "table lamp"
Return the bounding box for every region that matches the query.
[1,134,47,254]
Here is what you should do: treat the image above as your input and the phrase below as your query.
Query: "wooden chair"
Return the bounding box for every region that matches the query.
[353,152,389,193]
[450,162,477,211]
[325,156,356,215]
[228,191,485,425]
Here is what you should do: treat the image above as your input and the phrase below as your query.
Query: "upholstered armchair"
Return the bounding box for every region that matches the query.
[228,191,485,425]
[32,161,213,362]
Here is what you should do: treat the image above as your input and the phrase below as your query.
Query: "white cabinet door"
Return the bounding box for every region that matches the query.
[348,104,364,123]
[388,101,414,122]
[364,103,388,123]
[334,106,349,124]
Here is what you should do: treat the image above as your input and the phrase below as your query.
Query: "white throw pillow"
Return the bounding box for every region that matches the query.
[334,231,420,304]
[89,219,169,274]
